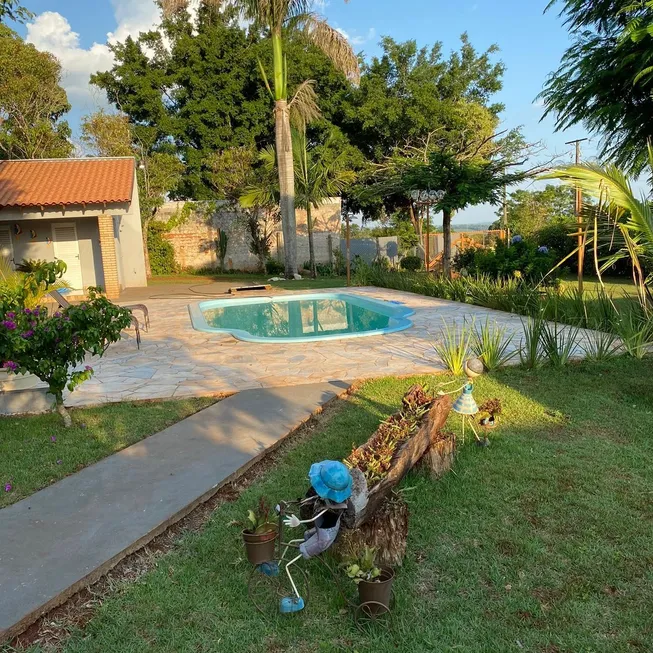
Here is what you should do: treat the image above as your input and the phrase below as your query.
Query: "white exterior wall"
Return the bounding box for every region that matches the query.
[116,171,147,288]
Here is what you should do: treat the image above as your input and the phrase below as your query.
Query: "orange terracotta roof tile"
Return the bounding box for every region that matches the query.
[0,158,135,209]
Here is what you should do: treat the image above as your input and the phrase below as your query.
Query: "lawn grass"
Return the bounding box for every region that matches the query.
[15,359,653,652]
[0,397,216,509]
[150,273,347,291]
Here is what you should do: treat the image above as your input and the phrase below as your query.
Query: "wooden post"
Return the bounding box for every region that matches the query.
[345,209,351,286]
[566,138,588,294]
[425,203,430,272]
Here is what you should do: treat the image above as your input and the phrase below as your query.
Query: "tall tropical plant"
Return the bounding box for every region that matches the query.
[239,0,359,279]
[294,129,356,277]
[545,144,653,306]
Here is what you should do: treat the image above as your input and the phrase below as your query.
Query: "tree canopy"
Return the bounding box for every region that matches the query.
[0,25,72,160]
[92,2,351,200]
[0,0,32,24]
[541,0,653,173]
[339,34,505,164]
[492,184,575,237]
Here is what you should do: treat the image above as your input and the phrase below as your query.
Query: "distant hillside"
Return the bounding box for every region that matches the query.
[452,222,492,232]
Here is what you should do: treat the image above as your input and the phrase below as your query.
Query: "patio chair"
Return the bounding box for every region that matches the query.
[48,289,142,349]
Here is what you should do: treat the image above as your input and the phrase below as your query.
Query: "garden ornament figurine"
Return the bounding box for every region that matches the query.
[438,357,486,445]
[276,460,353,614]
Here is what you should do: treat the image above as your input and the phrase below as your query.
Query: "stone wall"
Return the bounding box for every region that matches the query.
[156,200,341,272]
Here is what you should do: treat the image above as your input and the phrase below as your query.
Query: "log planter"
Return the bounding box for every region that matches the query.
[340,387,454,566]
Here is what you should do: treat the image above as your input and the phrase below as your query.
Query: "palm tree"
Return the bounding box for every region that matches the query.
[293,129,355,277]
[239,0,359,278]
[546,144,653,305]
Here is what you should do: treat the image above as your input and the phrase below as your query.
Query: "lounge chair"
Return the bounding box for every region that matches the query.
[48,289,143,348]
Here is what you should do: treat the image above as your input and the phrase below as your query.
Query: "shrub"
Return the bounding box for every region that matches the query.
[148,222,178,275]
[1,274,132,425]
[453,238,558,282]
[400,255,422,271]
[265,258,285,275]
[472,318,517,371]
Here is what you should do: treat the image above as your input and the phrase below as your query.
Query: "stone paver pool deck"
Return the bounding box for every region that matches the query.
[66,286,590,407]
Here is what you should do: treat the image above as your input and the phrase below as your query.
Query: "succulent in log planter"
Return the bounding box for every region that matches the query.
[344,546,395,616]
[478,398,502,429]
[241,497,278,565]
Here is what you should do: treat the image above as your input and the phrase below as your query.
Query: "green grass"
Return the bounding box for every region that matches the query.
[150,273,347,291]
[18,358,653,652]
[0,397,216,509]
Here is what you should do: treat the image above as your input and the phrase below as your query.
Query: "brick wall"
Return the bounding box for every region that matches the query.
[97,215,120,298]
[156,200,342,272]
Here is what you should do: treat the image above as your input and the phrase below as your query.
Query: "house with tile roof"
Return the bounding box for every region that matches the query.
[0,157,147,298]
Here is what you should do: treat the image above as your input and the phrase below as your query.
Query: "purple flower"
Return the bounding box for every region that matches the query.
[4,483,12,493]
[20,330,34,339]
[3,361,18,372]
[85,365,93,372]
[537,245,549,254]
[6,311,15,319]
[51,436,57,442]
[2,320,16,330]
[30,321,37,328]
[32,307,40,316]
[64,317,70,322]
[23,308,32,315]
[54,311,62,318]
[511,235,523,244]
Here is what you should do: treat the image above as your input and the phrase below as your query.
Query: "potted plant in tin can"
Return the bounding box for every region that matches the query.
[344,546,395,614]
[242,497,278,565]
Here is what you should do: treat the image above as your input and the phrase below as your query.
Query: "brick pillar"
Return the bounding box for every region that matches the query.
[98,215,121,299]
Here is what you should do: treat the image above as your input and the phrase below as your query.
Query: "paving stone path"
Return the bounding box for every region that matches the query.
[65,287,593,407]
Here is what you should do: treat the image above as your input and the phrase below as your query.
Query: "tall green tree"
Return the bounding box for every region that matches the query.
[0,25,72,160]
[293,129,356,277]
[361,130,536,277]
[491,184,575,237]
[341,35,505,166]
[541,0,653,173]
[238,0,359,278]
[81,110,184,277]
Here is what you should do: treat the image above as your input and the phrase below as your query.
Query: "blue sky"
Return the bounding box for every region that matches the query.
[13,0,598,223]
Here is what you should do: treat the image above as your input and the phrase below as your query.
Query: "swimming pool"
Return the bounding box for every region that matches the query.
[188,293,415,343]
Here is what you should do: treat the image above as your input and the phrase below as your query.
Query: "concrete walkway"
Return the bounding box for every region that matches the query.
[0,382,348,643]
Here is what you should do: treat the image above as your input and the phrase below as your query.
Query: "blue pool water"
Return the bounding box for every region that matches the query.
[188,293,414,343]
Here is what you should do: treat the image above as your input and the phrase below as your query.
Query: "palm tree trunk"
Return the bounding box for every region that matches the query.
[443,208,453,278]
[275,100,298,279]
[307,203,317,278]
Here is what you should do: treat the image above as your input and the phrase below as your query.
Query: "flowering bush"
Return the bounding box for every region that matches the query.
[453,238,558,282]
[1,263,132,425]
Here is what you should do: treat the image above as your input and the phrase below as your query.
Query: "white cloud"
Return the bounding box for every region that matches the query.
[336,26,376,47]
[25,1,164,112]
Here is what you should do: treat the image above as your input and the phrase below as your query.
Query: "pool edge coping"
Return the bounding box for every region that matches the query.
[187,291,416,344]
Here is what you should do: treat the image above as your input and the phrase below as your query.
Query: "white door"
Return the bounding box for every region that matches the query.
[52,222,84,290]
[0,226,14,268]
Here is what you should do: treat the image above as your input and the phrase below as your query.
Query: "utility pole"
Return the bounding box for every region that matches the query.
[565,138,588,294]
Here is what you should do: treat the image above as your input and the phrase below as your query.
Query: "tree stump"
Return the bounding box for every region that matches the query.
[333,494,409,568]
[421,430,456,479]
